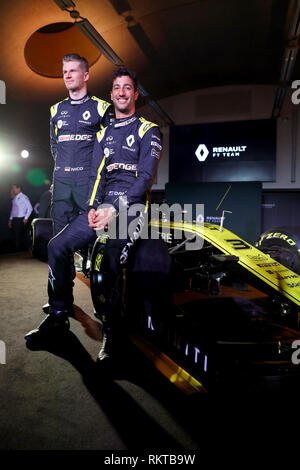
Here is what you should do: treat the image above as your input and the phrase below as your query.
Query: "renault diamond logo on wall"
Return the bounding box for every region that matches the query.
[195,144,209,162]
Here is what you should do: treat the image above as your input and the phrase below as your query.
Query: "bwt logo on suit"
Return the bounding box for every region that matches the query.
[0,80,6,104]
[0,341,6,364]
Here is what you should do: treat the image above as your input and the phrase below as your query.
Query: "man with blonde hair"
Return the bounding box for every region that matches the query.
[50,53,114,235]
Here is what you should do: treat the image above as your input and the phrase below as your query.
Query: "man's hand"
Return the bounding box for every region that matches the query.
[23,218,28,224]
[88,207,115,231]
[8,220,12,229]
[88,208,97,227]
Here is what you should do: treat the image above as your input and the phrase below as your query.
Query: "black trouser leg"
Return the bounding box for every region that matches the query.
[12,217,26,251]
[47,212,96,313]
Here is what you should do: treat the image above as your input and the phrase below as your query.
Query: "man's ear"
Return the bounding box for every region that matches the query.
[134,90,139,101]
[84,71,90,82]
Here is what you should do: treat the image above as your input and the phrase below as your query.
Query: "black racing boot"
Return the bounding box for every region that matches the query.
[42,303,50,314]
[24,311,70,342]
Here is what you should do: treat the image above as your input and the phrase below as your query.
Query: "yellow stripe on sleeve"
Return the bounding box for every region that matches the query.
[89,155,106,206]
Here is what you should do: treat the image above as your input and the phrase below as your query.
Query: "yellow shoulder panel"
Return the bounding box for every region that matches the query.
[138,117,158,138]
[91,96,111,117]
[50,98,68,118]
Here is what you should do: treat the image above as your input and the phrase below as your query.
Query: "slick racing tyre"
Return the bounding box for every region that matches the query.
[90,238,108,323]
[256,225,300,274]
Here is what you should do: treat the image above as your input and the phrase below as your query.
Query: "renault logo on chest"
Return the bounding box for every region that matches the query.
[82,110,91,120]
[126,135,135,147]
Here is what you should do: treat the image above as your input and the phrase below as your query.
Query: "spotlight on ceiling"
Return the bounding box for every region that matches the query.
[21,150,30,159]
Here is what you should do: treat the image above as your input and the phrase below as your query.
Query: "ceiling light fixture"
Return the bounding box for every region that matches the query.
[76,19,123,67]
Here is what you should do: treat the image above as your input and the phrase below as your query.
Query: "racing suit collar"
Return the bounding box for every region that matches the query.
[68,93,90,105]
[113,113,138,128]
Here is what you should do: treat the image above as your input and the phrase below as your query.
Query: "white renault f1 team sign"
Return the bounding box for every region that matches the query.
[169,119,276,183]
[195,143,247,162]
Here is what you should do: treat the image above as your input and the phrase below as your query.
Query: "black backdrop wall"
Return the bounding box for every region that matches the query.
[165,182,262,244]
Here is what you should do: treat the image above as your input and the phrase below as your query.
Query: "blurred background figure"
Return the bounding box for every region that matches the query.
[38,184,53,219]
[8,183,33,252]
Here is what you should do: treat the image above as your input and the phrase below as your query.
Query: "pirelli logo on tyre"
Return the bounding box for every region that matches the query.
[94,253,103,272]
[258,231,299,249]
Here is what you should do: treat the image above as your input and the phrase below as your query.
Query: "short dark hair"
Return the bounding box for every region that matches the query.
[110,67,138,91]
[62,53,89,73]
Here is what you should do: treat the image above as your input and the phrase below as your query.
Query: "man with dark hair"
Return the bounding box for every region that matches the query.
[25,67,167,363]
[8,183,33,251]
[50,53,114,235]
[109,66,138,92]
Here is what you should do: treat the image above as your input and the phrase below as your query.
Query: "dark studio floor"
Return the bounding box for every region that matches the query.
[1,251,300,458]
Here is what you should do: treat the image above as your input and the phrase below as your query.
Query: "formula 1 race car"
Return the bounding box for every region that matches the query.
[31,215,300,394]
[88,217,300,394]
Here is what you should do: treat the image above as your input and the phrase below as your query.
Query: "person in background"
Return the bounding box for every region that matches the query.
[8,183,33,251]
